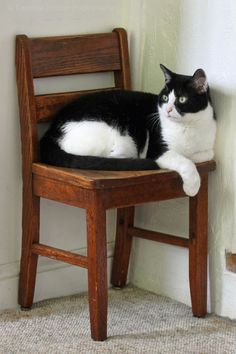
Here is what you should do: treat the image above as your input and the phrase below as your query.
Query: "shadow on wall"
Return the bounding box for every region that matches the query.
[138,0,182,93]
[210,87,236,251]
[208,87,236,313]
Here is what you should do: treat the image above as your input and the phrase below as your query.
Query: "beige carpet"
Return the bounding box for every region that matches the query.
[0,287,236,354]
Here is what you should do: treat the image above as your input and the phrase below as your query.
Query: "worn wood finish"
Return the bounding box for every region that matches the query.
[113,28,131,90]
[16,35,40,308]
[31,243,88,268]
[189,175,208,317]
[102,178,185,209]
[30,32,121,78]
[35,88,117,123]
[16,27,216,341]
[19,195,40,309]
[111,207,135,287]
[32,161,216,190]
[33,163,215,210]
[33,174,91,209]
[128,227,189,248]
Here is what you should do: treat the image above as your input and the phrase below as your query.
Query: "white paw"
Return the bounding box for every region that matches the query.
[183,172,201,196]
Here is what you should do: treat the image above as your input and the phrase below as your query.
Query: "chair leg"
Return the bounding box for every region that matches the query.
[189,175,208,317]
[19,193,40,309]
[86,199,108,341]
[111,207,135,288]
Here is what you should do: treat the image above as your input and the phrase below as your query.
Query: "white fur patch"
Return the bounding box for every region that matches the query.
[58,121,138,158]
[159,101,216,162]
[140,131,149,158]
[159,91,182,121]
[156,150,201,196]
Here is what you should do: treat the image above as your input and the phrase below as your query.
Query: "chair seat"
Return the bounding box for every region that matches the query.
[32,160,216,190]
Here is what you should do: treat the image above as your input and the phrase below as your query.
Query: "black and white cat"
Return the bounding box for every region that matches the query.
[40,65,216,196]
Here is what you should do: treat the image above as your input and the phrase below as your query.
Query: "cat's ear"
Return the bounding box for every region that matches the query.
[160,64,174,84]
[192,69,208,93]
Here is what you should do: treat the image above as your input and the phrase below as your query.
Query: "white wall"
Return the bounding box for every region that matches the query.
[0,0,125,309]
[125,0,236,319]
[1,0,236,319]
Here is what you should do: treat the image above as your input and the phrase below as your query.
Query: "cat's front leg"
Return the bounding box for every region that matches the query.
[156,150,201,197]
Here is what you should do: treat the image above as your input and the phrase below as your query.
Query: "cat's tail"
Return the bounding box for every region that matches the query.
[40,137,159,171]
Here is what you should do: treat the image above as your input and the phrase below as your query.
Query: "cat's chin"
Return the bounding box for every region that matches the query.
[159,109,182,122]
[166,114,182,122]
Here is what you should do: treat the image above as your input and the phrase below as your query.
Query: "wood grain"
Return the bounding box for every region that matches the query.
[32,243,88,268]
[128,227,189,248]
[189,175,208,317]
[86,191,108,341]
[111,207,135,287]
[16,34,40,308]
[113,28,131,90]
[30,32,121,78]
[35,88,117,123]
[32,160,216,190]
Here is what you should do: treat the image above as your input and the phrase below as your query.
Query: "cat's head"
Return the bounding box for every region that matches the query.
[158,64,211,122]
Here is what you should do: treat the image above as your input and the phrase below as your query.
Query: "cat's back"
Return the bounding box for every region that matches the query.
[53,90,158,124]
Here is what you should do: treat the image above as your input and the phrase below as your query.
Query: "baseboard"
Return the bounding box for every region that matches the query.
[219,271,236,319]
[0,242,114,310]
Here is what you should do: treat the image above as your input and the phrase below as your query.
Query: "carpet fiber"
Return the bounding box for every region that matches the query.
[0,287,236,353]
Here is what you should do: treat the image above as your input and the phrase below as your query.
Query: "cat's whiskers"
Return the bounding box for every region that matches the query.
[148,112,159,131]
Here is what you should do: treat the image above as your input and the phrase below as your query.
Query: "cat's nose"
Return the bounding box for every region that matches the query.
[167,106,173,114]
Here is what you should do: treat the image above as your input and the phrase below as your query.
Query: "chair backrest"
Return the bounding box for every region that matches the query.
[15,28,131,171]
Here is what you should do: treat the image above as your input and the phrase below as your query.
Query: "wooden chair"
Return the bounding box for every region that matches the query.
[15,28,216,341]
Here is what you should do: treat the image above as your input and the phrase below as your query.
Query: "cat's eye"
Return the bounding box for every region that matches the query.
[178,96,188,104]
[162,95,168,102]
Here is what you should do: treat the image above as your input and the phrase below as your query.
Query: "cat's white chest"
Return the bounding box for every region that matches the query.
[160,105,216,159]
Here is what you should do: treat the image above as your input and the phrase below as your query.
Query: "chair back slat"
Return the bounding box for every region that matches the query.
[30,33,121,78]
[35,88,117,123]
